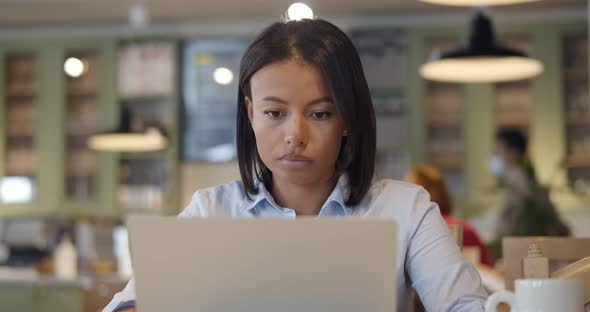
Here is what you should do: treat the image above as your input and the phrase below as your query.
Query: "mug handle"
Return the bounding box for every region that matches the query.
[485,290,515,312]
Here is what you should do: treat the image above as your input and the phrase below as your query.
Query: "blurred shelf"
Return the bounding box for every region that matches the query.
[428,116,462,127]
[428,152,464,169]
[564,35,590,182]
[66,129,96,137]
[566,115,590,126]
[120,94,173,102]
[66,91,98,98]
[4,56,39,185]
[567,155,590,168]
[6,132,36,138]
[6,134,35,139]
[496,114,530,127]
[6,93,36,99]
[5,143,35,150]
[564,70,588,82]
[119,151,169,160]
[6,87,36,97]
[4,162,37,176]
[66,174,97,178]
[4,171,36,177]
[66,169,98,176]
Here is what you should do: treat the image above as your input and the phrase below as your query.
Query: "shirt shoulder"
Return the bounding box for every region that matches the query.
[371,179,427,196]
[358,179,438,241]
[178,180,249,218]
[359,179,431,215]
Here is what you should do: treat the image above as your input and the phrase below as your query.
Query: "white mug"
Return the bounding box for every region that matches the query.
[485,279,584,312]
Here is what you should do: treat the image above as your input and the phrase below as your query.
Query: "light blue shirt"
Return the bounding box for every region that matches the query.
[104,175,486,312]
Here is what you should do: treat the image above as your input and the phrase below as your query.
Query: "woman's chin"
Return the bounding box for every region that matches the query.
[272,169,326,186]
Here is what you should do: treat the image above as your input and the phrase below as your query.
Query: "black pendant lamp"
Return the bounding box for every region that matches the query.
[88,108,168,152]
[420,10,544,83]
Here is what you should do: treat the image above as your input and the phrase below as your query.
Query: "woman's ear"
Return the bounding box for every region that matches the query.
[245,96,254,124]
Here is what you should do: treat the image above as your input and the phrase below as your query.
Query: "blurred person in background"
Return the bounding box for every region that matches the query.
[489,129,569,254]
[406,164,495,267]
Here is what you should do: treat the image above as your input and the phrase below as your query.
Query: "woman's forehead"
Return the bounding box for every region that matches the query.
[249,60,330,99]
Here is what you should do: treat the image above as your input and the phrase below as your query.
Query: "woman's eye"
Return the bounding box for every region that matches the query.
[264,110,283,119]
[311,112,332,120]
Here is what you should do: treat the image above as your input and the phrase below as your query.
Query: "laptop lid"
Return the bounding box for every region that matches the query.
[128,216,397,312]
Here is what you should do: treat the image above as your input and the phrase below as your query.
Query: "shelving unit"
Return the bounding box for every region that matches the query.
[116,41,178,214]
[2,54,39,203]
[495,38,533,134]
[562,34,590,191]
[495,81,532,130]
[423,39,465,194]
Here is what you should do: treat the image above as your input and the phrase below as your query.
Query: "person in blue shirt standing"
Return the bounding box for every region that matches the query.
[104,18,486,312]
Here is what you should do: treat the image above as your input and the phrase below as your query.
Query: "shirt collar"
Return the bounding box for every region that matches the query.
[240,174,351,216]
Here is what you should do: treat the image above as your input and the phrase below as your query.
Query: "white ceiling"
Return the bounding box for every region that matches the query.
[0,0,585,26]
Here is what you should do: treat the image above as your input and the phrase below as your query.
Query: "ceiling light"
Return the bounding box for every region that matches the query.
[420,11,544,83]
[129,1,150,29]
[88,109,168,152]
[64,57,86,78]
[213,67,234,85]
[287,2,313,21]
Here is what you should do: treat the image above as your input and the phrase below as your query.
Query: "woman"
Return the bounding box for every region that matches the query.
[405,164,495,267]
[104,19,486,312]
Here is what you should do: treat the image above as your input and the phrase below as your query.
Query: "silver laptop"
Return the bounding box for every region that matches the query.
[128,216,397,312]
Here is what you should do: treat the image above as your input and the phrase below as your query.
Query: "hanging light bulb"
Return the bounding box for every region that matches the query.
[64,57,86,78]
[287,2,314,21]
[213,67,234,85]
[129,1,150,29]
[420,10,544,83]
[418,0,540,6]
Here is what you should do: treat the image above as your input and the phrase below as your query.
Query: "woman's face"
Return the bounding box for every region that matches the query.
[245,59,346,187]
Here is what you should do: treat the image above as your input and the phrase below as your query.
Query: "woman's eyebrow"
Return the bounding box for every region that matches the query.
[261,96,288,104]
[260,96,334,105]
[307,96,334,105]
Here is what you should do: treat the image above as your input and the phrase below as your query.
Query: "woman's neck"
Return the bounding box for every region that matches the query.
[272,177,337,216]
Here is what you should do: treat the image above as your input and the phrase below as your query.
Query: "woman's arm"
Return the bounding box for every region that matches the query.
[406,189,487,312]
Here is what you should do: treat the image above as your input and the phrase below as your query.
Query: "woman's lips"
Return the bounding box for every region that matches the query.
[279,154,312,166]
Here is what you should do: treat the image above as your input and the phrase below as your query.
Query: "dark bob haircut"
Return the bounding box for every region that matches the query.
[236,19,376,206]
[496,128,527,157]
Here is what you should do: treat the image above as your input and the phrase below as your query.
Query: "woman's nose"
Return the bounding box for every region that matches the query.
[284,116,307,146]
[285,135,306,146]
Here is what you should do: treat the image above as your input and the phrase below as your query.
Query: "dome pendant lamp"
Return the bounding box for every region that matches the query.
[88,108,168,152]
[420,10,544,83]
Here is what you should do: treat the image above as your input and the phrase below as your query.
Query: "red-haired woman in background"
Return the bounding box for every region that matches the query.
[406,164,495,267]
